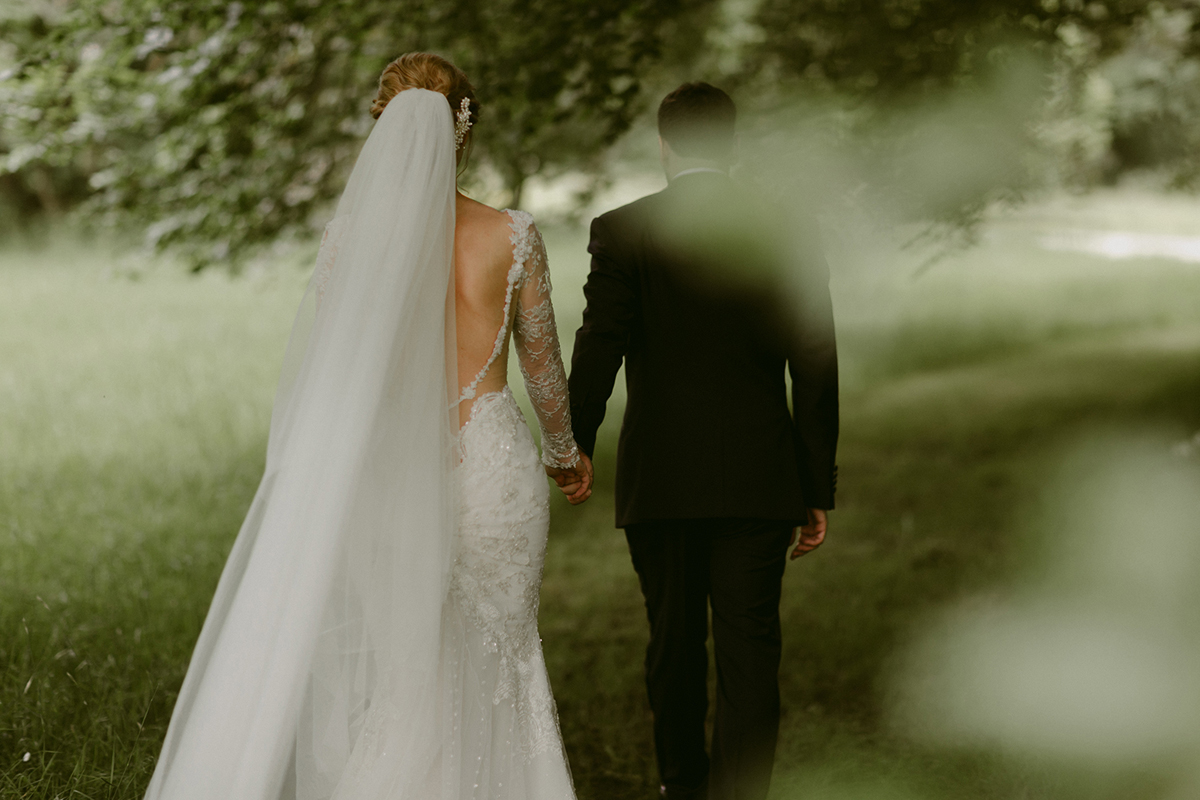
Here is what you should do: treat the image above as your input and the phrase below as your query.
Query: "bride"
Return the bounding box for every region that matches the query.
[144,53,593,799]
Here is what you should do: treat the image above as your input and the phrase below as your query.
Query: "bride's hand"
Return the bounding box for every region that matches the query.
[545,452,593,505]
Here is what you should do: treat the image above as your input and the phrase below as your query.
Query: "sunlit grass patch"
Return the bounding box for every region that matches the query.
[1,246,304,795]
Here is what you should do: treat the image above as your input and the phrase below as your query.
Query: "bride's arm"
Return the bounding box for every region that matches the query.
[512,222,582,473]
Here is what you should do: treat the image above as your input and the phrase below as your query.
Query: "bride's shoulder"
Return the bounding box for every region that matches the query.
[461,194,541,241]
[458,195,520,233]
[456,196,526,271]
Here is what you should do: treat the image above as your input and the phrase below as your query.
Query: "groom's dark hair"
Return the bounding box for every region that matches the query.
[657,82,736,162]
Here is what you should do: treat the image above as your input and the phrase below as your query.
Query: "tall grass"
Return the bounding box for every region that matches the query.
[3,195,1200,798]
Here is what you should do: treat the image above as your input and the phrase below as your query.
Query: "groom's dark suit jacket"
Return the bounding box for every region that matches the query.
[569,171,839,528]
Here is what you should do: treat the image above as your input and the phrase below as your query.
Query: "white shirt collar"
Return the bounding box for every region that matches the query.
[670,167,729,182]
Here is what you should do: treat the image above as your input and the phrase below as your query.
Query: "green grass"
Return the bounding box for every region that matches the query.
[3,195,1200,798]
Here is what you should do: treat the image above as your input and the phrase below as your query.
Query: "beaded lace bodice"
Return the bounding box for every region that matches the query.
[453,209,579,470]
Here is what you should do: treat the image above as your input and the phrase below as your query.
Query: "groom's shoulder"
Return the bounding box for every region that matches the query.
[592,187,670,235]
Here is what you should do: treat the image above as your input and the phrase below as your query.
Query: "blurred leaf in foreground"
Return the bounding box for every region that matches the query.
[892,430,1200,790]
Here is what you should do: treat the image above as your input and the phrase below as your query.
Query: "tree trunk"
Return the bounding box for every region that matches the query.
[27,167,62,217]
[507,173,525,210]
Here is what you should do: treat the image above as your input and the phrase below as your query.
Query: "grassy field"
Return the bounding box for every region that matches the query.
[3,191,1200,798]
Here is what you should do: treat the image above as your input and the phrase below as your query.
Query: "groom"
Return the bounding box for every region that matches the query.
[568,82,839,800]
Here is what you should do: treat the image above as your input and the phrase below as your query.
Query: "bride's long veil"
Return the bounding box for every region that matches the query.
[145,88,460,800]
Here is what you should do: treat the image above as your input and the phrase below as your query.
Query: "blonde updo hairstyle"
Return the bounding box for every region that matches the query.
[370,53,479,162]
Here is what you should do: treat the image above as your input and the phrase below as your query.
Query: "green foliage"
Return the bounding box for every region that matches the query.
[1043,4,1200,188]
[694,0,1200,251]
[746,0,1149,93]
[0,0,711,267]
[734,0,1200,193]
[447,0,718,206]
[8,0,1200,264]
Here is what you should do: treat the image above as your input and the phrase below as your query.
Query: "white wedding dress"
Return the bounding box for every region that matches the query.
[144,89,578,800]
[329,210,579,799]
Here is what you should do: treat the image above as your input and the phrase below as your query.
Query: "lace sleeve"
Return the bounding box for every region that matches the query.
[512,221,581,470]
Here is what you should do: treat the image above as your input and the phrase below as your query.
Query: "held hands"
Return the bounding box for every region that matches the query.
[790,508,828,560]
[545,451,593,505]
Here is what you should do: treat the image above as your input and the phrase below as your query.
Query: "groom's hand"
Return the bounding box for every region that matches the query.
[545,452,593,505]
[790,508,828,560]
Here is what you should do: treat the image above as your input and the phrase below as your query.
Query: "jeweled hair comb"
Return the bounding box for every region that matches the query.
[454,96,473,148]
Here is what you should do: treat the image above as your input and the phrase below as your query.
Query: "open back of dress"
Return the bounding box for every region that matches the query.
[454,209,579,470]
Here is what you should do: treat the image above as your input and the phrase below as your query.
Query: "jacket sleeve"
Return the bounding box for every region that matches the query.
[568,214,639,457]
[787,237,839,510]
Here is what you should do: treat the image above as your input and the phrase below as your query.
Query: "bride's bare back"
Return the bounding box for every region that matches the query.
[454,194,519,427]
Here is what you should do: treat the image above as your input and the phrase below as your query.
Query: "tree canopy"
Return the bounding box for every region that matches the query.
[1,0,714,264]
[749,0,1151,92]
[4,0,1200,266]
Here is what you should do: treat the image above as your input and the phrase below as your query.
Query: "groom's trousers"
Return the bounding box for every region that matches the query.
[624,518,792,800]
